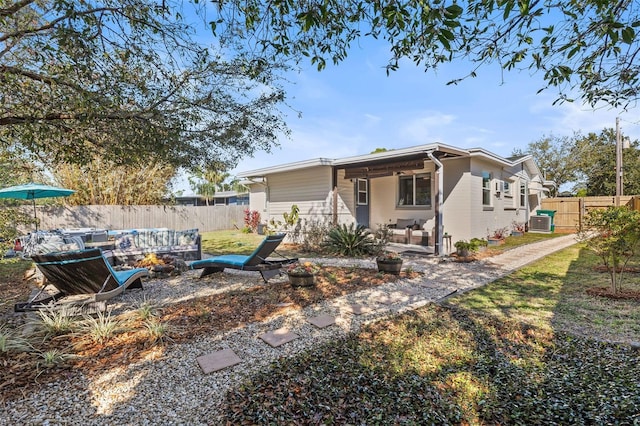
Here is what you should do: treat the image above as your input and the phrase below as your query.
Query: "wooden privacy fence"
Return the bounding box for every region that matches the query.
[16,204,246,233]
[540,196,639,232]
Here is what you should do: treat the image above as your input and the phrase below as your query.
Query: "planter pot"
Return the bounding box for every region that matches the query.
[288,272,315,287]
[511,231,524,237]
[376,259,403,275]
[487,238,505,246]
[456,248,470,257]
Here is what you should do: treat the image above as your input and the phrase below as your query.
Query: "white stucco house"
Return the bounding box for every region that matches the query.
[237,143,553,255]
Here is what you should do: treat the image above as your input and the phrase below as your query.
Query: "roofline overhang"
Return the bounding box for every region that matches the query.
[237,158,333,178]
[332,143,469,167]
[237,143,543,179]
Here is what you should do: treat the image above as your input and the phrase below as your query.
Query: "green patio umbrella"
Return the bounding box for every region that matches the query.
[0,182,75,231]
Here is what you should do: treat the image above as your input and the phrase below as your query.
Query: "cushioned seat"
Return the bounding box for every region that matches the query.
[190,233,297,282]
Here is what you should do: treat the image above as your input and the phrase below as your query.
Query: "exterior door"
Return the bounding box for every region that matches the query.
[355,178,369,227]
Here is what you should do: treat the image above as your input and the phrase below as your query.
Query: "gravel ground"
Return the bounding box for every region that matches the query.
[1,235,578,425]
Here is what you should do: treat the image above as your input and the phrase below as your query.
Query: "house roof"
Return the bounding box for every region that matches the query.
[237,143,544,181]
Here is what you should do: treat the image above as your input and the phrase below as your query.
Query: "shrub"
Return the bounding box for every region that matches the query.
[0,324,31,355]
[299,219,332,252]
[323,223,375,256]
[80,310,121,344]
[577,206,640,293]
[32,306,77,338]
[371,224,393,256]
[488,227,510,239]
[243,209,261,233]
[470,238,488,250]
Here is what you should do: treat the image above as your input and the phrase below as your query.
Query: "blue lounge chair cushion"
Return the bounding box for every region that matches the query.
[112,267,150,286]
[191,255,249,268]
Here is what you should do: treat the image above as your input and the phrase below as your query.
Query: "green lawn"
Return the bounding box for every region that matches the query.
[221,242,640,424]
[200,229,266,255]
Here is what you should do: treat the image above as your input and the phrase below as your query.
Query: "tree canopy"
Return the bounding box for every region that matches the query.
[515,128,640,196]
[570,128,640,196]
[0,1,289,172]
[512,134,577,197]
[209,0,640,108]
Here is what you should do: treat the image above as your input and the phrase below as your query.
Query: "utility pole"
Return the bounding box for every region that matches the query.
[616,117,622,205]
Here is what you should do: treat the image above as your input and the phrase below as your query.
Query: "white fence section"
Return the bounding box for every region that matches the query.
[17,205,246,233]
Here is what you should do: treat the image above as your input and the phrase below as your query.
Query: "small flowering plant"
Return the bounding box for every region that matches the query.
[287,261,321,275]
[376,250,402,262]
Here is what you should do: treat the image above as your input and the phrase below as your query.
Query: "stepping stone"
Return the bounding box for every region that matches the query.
[307,314,336,328]
[374,294,406,305]
[196,348,242,374]
[343,304,373,315]
[400,287,422,296]
[259,328,300,347]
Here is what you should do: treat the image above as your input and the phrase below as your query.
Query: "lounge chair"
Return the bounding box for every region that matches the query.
[15,248,148,312]
[190,233,297,282]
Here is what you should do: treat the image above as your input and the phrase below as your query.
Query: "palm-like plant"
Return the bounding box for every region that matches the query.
[324,223,375,256]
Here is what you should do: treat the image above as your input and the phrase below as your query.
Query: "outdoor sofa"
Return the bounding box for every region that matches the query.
[388,219,429,246]
[103,228,202,265]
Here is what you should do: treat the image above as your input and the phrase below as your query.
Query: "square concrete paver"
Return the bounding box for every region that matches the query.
[307,314,336,328]
[374,294,406,305]
[343,304,373,315]
[196,348,242,374]
[259,328,300,347]
[400,287,422,296]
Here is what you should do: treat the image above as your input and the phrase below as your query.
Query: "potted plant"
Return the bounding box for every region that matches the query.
[470,237,488,253]
[511,221,526,237]
[287,261,320,287]
[487,227,509,246]
[454,240,472,257]
[376,251,403,274]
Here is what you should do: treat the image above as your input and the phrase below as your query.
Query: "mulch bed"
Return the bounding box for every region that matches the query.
[592,265,640,273]
[0,265,420,401]
[586,286,640,302]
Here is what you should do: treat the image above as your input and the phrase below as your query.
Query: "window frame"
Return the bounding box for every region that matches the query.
[397,173,432,208]
[520,181,527,208]
[482,171,492,206]
[357,178,368,206]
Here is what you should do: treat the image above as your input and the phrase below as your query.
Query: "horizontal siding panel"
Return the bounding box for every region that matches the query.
[268,167,332,202]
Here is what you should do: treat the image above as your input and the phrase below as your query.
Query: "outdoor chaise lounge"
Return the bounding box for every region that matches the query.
[15,248,148,312]
[190,233,297,282]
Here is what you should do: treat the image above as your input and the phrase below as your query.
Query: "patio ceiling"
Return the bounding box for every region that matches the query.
[340,157,426,179]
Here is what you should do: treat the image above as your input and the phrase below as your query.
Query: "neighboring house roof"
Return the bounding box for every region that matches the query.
[237,143,548,184]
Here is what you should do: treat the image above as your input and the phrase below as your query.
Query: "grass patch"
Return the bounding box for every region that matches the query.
[499,231,568,251]
[222,241,640,424]
[200,230,267,255]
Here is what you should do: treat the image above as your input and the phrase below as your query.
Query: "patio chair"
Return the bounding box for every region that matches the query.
[190,233,297,282]
[15,248,148,312]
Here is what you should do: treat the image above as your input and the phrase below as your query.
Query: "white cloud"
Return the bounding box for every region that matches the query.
[398,111,457,142]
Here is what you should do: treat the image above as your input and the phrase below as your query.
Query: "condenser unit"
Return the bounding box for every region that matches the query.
[529,215,552,233]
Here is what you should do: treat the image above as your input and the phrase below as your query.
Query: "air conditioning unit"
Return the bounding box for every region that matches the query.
[529,215,552,233]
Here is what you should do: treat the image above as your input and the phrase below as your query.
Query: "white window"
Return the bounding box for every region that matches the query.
[482,172,492,206]
[398,173,431,207]
[357,179,368,205]
[520,181,527,207]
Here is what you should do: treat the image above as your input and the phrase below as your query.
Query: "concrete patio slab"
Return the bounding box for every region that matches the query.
[196,348,242,374]
[259,328,300,347]
[307,314,336,328]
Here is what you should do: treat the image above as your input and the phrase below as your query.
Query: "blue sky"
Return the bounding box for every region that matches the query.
[228,40,640,178]
[178,13,640,191]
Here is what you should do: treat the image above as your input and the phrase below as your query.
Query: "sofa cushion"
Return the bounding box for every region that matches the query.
[396,219,415,229]
[116,234,137,250]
